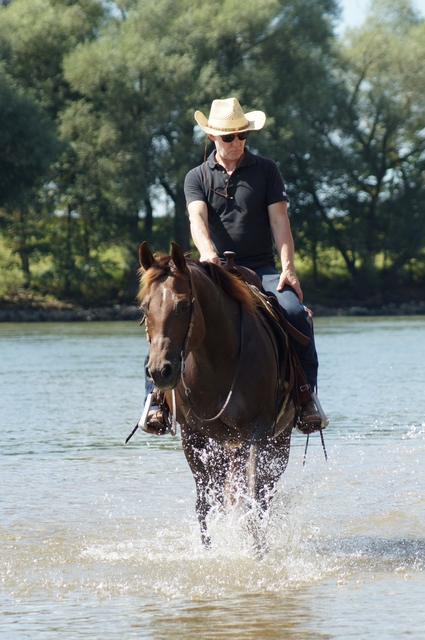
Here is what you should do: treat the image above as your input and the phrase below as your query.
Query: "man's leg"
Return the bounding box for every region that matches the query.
[255,266,323,431]
[143,353,170,435]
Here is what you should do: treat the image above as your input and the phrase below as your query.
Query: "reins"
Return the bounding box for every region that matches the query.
[138,259,328,463]
[144,264,245,426]
[180,300,244,423]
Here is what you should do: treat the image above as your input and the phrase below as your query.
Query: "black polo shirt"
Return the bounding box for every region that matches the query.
[184,148,289,269]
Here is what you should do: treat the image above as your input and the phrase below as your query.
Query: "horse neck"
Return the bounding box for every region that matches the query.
[191,267,240,360]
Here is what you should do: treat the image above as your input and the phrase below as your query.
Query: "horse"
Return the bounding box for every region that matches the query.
[138,241,296,548]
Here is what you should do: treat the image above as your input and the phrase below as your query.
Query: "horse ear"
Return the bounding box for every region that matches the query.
[170,241,187,273]
[139,241,156,270]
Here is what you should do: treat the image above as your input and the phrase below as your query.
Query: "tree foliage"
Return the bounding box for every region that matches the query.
[0,70,59,285]
[284,0,425,299]
[0,0,424,305]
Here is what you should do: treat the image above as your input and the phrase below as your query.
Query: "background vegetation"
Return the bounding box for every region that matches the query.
[0,0,424,307]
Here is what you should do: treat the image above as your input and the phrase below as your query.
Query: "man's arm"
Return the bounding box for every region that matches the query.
[268,200,303,301]
[187,200,221,265]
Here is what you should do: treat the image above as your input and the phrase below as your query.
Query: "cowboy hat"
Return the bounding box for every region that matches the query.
[194,97,266,135]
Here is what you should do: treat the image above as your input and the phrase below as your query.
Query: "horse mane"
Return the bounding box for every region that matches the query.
[137,255,257,314]
[198,261,257,314]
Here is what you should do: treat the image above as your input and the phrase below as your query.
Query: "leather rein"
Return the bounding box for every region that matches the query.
[146,265,245,425]
[179,266,244,424]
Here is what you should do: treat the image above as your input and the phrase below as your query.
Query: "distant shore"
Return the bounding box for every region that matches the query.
[1,299,425,322]
[0,303,142,323]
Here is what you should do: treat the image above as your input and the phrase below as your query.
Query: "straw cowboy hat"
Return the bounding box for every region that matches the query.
[194,97,266,135]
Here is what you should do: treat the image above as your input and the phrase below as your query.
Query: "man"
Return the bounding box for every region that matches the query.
[146,97,324,433]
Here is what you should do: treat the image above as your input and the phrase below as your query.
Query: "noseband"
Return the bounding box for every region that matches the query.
[143,267,196,360]
[146,264,244,425]
[179,267,244,424]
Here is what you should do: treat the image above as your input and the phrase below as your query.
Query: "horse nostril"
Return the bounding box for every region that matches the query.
[161,364,173,381]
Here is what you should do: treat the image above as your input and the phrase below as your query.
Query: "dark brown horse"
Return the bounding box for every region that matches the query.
[138,241,295,547]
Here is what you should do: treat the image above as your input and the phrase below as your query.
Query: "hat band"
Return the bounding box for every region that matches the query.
[207,122,249,132]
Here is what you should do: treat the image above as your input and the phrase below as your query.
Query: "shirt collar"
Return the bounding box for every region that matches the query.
[206,147,255,170]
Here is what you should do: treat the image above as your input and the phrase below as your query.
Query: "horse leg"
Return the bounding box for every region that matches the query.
[247,429,292,509]
[180,428,228,548]
[246,429,292,551]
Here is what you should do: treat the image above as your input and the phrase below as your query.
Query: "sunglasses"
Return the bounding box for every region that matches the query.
[220,131,250,143]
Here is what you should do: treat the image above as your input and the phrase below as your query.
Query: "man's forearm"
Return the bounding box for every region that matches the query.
[190,217,215,256]
[269,202,296,269]
[268,200,303,299]
[187,202,220,263]
[275,217,296,272]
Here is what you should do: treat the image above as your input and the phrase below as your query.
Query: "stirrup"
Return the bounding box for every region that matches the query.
[312,392,329,429]
[140,393,171,435]
[296,392,329,435]
[125,392,172,443]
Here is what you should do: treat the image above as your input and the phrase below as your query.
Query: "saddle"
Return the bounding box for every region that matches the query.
[222,252,312,431]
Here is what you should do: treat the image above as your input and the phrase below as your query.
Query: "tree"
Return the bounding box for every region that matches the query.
[0,0,106,119]
[61,0,340,250]
[0,0,112,294]
[0,72,59,285]
[280,0,425,298]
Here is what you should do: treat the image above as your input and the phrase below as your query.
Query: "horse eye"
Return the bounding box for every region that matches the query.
[179,300,191,312]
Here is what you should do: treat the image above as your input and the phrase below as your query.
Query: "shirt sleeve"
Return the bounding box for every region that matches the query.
[266,160,289,205]
[184,167,207,206]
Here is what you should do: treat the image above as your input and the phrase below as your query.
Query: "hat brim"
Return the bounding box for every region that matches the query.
[194,109,266,135]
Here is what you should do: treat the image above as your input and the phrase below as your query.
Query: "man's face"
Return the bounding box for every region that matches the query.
[209,133,248,165]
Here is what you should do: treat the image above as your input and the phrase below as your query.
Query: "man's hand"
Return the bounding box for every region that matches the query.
[277,269,303,302]
[200,251,221,266]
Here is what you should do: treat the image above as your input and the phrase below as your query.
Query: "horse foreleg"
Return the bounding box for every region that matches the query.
[181,428,228,548]
[247,429,292,511]
[195,480,212,548]
[246,430,292,553]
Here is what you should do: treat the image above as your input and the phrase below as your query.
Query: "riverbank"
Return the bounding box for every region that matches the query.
[0,303,142,322]
[1,298,425,321]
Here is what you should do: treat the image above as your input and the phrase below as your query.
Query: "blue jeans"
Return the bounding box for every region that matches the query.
[145,264,319,398]
[254,265,318,390]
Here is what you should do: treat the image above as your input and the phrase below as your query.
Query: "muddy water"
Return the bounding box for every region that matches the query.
[1,318,425,638]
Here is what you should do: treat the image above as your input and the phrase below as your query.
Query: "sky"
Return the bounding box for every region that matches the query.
[338,0,425,31]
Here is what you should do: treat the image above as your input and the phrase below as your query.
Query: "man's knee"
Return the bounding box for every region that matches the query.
[276,287,308,327]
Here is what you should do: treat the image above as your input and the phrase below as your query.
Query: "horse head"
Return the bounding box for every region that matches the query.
[138,242,205,391]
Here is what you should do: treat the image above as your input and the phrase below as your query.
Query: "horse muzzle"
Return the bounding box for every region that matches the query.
[146,359,181,391]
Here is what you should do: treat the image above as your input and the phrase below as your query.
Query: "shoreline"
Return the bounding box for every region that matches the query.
[1,300,425,322]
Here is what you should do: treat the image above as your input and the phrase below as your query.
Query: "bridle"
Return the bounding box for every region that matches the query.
[178,266,244,424]
[145,264,244,426]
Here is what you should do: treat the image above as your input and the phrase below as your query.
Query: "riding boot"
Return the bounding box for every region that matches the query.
[294,361,326,434]
[143,390,171,435]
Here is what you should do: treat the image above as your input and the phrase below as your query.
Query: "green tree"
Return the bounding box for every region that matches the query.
[0,72,59,285]
[61,0,339,253]
[0,0,112,295]
[0,0,106,118]
[281,0,425,298]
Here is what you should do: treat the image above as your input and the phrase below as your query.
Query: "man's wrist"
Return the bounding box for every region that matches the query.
[200,250,219,262]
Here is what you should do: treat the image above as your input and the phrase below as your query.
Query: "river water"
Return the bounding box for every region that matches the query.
[1,317,425,639]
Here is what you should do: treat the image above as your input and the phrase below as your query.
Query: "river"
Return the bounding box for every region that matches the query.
[1,317,425,639]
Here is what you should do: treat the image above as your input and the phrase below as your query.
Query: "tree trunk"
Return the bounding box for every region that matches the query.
[173,186,190,252]
[144,197,153,242]
[14,208,31,288]
[122,209,143,303]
